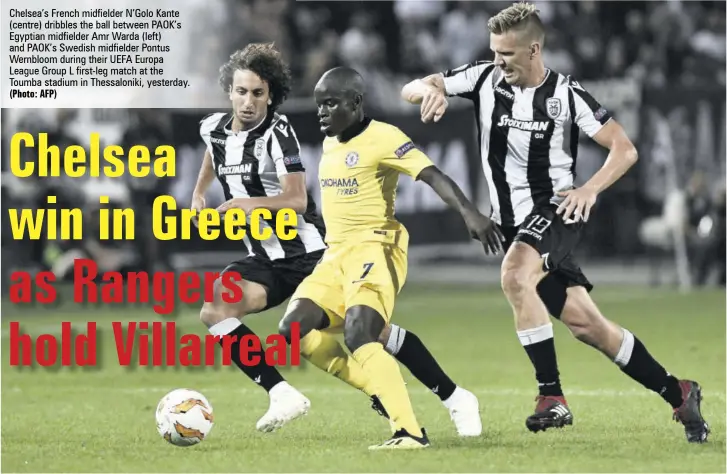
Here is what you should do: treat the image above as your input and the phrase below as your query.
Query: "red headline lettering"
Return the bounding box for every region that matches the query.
[9,321,300,367]
[8,259,243,315]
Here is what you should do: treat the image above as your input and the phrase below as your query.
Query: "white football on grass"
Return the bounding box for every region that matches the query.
[156,388,214,447]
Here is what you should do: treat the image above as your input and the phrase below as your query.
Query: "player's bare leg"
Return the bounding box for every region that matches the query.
[501,242,573,432]
[559,287,709,443]
[342,305,429,450]
[200,278,309,433]
[279,298,373,396]
[379,325,482,437]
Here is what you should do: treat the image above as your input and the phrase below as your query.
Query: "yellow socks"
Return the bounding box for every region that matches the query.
[352,342,423,437]
[299,330,373,396]
[299,333,423,438]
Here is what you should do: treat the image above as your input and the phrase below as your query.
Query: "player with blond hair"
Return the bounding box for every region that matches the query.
[401,2,709,443]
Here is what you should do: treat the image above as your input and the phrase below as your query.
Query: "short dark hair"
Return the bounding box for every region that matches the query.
[218,43,292,111]
[488,2,545,45]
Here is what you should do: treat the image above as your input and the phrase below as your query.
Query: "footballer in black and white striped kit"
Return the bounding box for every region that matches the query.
[199,111,326,263]
[192,44,322,435]
[439,61,610,229]
[402,2,708,443]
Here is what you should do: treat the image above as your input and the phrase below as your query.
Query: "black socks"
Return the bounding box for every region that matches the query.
[210,318,285,392]
[517,323,563,397]
[385,325,457,401]
[614,329,683,408]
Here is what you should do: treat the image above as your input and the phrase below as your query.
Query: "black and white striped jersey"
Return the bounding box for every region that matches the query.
[199,111,326,261]
[441,61,612,227]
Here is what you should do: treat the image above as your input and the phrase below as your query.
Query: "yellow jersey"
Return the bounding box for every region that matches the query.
[318,118,434,244]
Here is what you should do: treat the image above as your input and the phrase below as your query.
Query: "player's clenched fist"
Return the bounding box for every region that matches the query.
[462,209,505,255]
[420,87,448,123]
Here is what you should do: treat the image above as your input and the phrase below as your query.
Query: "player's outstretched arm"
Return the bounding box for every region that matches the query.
[401,74,446,104]
[401,74,448,124]
[557,120,638,223]
[190,149,216,228]
[417,165,504,255]
[402,62,493,123]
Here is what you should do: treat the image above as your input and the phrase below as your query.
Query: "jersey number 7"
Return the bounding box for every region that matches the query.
[359,262,374,279]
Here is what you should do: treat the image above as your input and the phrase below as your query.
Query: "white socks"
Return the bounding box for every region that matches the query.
[516,323,554,346]
[208,317,242,337]
[385,324,406,356]
[614,328,635,367]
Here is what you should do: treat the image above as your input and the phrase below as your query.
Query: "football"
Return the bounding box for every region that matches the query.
[155,389,214,447]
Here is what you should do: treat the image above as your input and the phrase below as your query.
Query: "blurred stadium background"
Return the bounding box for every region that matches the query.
[2,0,725,291]
[2,2,725,471]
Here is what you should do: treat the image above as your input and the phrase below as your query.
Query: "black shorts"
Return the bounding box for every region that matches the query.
[502,205,593,318]
[221,250,325,311]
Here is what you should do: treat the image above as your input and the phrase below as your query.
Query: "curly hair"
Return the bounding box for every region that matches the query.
[218,43,292,111]
[488,2,545,44]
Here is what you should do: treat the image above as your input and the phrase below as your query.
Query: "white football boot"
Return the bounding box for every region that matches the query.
[442,386,482,437]
[256,382,311,433]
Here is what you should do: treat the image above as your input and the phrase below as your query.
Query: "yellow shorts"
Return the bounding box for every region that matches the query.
[289,231,408,331]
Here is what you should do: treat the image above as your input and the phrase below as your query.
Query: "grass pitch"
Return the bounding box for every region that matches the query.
[2,284,725,472]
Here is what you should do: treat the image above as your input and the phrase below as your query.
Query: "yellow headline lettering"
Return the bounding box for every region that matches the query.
[98,196,135,240]
[275,209,298,240]
[9,132,176,178]
[152,196,298,241]
[8,195,83,240]
[224,209,246,239]
[250,208,272,240]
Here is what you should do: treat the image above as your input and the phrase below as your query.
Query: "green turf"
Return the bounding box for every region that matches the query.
[2,284,725,472]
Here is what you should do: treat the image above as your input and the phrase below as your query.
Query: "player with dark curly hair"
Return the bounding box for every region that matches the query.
[191,44,483,437]
[193,42,319,434]
[217,43,292,121]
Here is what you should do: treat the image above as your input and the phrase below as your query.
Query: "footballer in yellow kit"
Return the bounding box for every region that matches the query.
[290,117,428,328]
[279,67,503,451]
